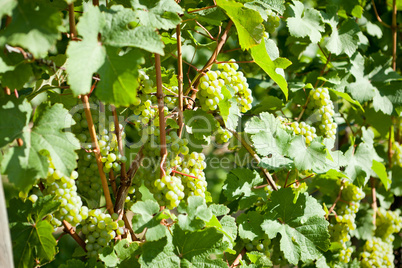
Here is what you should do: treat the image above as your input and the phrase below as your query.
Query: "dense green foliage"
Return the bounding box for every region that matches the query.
[1,0,402,267]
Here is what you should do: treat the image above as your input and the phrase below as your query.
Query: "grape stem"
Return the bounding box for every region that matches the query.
[187,5,217,14]
[176,24,184,137]
[3,88,24,146]
[185,20,233,107]
[231,247,246,267]
[63,220,87,251]
[285,173,314,188]
[227,128,278,191]
[171,169,197,179]
[326,181,344,219]
[38,182,87,250]
[155,53,168,178]
[111,105,127,179]
[371,177,377,226]
[81,95,114,215]
[68,4,77,38]
[114,147,144,220]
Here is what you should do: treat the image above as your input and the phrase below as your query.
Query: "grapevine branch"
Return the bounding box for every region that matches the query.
[68,4,77,38]
[185,20,233,107]
[371,177,377,225]
[155,53,168,178]
[326,182,344,219]
[63,220,87,251]
[69,0,113,214]
[114,147,144,220]
[176,24,184,137]
[231,247,246,267]
[81,95,114,215]
[228,129,278,191]
[392,0,397,70]
[187,5,217,14]
[111,105,127,179]
[38,182,87,250]
[285,173,314,188]
[371,0,391,28]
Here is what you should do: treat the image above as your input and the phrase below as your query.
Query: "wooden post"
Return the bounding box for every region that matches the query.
[0,176,14,268]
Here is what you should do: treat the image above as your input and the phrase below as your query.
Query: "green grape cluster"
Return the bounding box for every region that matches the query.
[329,182,365,263]
[73,106,125,205]
[171,152,207,198]
[244,236,271,255]
[309,87,337,139]
[140,133,207,209]
[263,9,280,34]
[43,161,89,229]
[152,173,185,209]
[375,207,402,242]
[124,180,142,209]
[217,61,253,113]
[342,181,365,203]
[197,70,225,111]
[360,237,394,268]
[99,122,127,174]
[392,141,402,166]
[164,86,178,109]
[80,209,123,258]
[130,70,158,127]
[215,126,233,144]
[290,121,317,144]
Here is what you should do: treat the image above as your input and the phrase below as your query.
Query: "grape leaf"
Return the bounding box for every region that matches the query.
[350,203,375,240]
[259,153,293,170]
[181,257,228,267]
[9,196,59,268]
[114,239,140,261]
[209,204,230,216]
[12,221,57,268]
[251,131,279,156]
[216,0,264,50]
[130,200,169,241]
[1,63,33,90]
[286,1,324,43]
[173,226,228,263]
[391,165,402,196]
[138,236,180,268]
[237,211,265,241]
[183,109,217,140]
[184,6,227,26]
[66,5,106,96]
[95,46,144,107]
[30,104,80,176]
[59,259,87,268]
[217,86,240,131]
[343,141,378,187]
[287,135,328,172]
[1,0,62,58]
[261,188,330,265]
[100,5,164,54]
[0,96,31,148]
[328,89,364,112]
[322,9,360,57]
[246,251,273,266]
[245,112,282,135]
[0,0,17,25]
[371,160,390,190]
[347,53,397,115]
[2,103,79,193]
[249,39,291,99]
[177,196,212,231]
[222,168,263,209]
[130,0,182,30]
